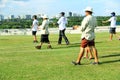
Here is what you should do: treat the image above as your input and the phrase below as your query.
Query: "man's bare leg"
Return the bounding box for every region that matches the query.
[76,47,85,63]
[47,42,52,49]
[87,47,94,59]
[110,34,113,40]
[84,47,89,58]
[33,35,38,42]
[92,46,99,63]
[72,47,85,65]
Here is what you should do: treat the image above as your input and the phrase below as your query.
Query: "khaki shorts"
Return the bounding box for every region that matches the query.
[81,38,95,48]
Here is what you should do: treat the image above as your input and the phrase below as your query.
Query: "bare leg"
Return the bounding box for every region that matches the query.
[33,35,37,41]
[39,42,43,46]
[88,47,94,59]
[84,47,93,59]
[92,46,99,62]
[76,47,85,63]
[110,34,113,40]
[84,47,89,58]
[47,42,52,49]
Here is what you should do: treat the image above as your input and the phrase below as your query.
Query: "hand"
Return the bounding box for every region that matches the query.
[102,21,106,23]
[38,26,41,30]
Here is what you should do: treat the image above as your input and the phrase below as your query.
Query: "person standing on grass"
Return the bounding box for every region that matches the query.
[35,15,52,49]
[57,12,70,45]
[102,12,120,41]
[72,7,99,65]
[32,15,39,43]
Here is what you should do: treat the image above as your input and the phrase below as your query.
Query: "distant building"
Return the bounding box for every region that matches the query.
[69,12,72,17]
[73,13,80,17]
[25,15,31,19]
[0,15,4,21]
[11,15,15,19]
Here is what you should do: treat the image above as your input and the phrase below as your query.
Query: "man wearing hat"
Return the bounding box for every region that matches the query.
[102,12,120,40]
[57,12,70,45]
[35,15,52,49]
[72,7,99,65]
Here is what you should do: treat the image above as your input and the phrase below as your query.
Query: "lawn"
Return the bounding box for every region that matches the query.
[0,33,120,80]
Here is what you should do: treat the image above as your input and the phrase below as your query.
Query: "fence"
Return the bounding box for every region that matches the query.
[0,26,120,35]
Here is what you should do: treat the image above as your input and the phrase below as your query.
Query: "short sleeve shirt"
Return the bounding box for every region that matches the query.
[32,19,39,31]
[108,17,117,28]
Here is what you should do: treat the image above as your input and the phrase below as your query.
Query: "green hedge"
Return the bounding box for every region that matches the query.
[0,16,120,29]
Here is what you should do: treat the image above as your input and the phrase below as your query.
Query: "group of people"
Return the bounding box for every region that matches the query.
[31,7,120,65]
[31,12,69,49]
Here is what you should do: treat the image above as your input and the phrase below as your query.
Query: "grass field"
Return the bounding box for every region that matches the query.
[0,33,120,80]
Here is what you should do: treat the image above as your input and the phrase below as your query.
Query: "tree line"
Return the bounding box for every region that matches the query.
[0,16,120,29]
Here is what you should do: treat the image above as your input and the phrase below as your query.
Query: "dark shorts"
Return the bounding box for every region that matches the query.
[109,28,116,34]
[32,31,37,35]
[41,34,50,43]
[81,38,95,48]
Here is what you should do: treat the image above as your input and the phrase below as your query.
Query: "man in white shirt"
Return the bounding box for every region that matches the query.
[57,12,69,45]
[72,7,99,65]
[102,12,120,40]
[32,15,39,43]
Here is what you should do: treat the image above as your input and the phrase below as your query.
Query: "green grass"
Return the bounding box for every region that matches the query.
[0,33,120,80]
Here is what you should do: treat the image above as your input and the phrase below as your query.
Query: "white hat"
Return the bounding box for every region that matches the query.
[42,15,49,18]
[85,7,93,12]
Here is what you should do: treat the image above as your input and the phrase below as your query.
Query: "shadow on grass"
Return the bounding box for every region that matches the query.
[100,53,120,64]
[101,59,120,64]
[53,41,103,49]
[100,53,120,58]
[53,43,80,49]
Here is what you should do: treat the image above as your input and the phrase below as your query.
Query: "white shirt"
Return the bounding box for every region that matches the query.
[32,19,39,31]
[57,17,68,30]
[108,16,117,28]
[81,15,97,40]
[40,20,49,34]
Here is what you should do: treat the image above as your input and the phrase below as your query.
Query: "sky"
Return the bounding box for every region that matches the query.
[0,0,120,17]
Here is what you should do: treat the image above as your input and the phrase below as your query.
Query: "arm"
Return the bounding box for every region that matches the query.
[102,20,110,23]
[102,18,111,23]
[40,21,46,30]
[57,18,61,25]
[80,18,88,32]
[31,21,34,29]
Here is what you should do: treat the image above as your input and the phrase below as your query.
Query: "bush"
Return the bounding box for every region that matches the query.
[0,16,120,29]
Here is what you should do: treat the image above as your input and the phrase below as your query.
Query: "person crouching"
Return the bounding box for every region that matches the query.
[35,15,52,49]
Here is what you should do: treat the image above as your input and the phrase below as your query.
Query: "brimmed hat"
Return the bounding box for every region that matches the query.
[42,15,49,18]
[111,12,116,16]
[60,12,65,15]
[111,12,115,14]
[85,7,93,12]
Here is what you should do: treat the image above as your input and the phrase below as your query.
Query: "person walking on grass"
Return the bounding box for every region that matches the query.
[102,12,120,41]
[57,12,70,45]
[72,7,99,65]
[32,15,39,43]
[35,15,52,49]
